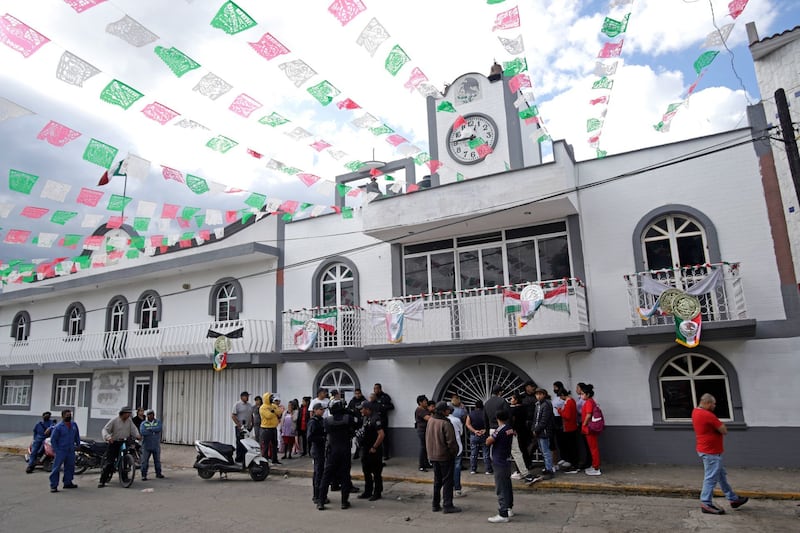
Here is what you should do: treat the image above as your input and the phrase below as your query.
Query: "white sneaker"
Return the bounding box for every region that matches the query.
[507,509,515,517]
[488,514,510,523]
[557,460,566,467]
[560,461,572,468]
[585,467,602,476]
[510,471,522,480]
[553,464,560,471]
[455,490,462,497]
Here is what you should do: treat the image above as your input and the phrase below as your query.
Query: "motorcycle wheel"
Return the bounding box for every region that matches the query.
[197,468,215,480]
[74,454,89,475]
[249,462,269,481]
[43,457,53,472]
[118,454,135,488]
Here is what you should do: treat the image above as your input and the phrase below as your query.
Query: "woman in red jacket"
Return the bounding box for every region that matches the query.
[556,388,579,470]
[579,384,602,476]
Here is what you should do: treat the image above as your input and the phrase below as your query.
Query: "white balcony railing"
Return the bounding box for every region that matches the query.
[282,279,589,351]
[0,319,274,367]
[625,262,747,327]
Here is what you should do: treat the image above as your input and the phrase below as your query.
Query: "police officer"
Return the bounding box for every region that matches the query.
[356,401,385,501]
[318,399,356,510]
[307,403,327,505]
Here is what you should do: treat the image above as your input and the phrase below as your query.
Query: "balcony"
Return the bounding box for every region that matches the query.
[624,262,755,344]
[0,319,275,368]
[281,278,591,358]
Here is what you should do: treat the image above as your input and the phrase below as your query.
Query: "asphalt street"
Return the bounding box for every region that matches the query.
[1,456,798,532]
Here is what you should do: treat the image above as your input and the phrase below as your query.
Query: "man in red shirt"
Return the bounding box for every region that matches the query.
[692,393,748,514]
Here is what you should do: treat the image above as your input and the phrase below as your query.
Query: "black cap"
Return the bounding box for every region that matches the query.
[119,406,132,414]
[435,401,450,414]
[359,401,373,410]
[240,391,249,397]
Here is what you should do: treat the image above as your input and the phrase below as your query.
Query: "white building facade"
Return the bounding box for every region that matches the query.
[2,53,799,467]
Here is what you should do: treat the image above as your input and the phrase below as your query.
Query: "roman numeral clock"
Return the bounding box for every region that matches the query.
[428,67,542,185]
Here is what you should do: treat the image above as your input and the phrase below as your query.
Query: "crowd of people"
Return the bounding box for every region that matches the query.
[28,377,749,520]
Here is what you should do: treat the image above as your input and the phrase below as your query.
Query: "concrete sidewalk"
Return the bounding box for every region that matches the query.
[2,434,798,501]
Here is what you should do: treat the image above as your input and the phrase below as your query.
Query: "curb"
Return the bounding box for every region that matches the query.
[6,447,798,501]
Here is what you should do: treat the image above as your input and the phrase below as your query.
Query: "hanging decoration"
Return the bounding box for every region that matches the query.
[290,311,338,351]
[369,299,424,343]
[503,281,570,328]
[207,326,244,371]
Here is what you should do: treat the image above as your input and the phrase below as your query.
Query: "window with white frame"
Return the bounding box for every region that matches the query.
[107,297,128,332]
[642,214,708,270]
[11,311,30,342]
[1,376,32,407]
[320,263,355,307]
[65,303,84,336]
[139,293,159,330]
[315,363,359,403]
[403,222,571,295]
[659,353,732,421]
[215,282,239,321]
[133,375,151,410]
[54,377,79,408]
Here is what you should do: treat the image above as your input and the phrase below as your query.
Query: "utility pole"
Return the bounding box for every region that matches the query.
[775,88,800,205]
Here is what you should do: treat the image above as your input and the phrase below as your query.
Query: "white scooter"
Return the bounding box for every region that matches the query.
[193,430,270,481]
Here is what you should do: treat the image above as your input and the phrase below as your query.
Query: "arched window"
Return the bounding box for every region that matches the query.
[63,302,86,336]
[209,278,242,321]
[106,296,129,332]
[320,263,355,307]
[650,345,744,425]
[135,290,161,330]
[314,363,360,401]
[642,214,709,270]
[11,311,30,342]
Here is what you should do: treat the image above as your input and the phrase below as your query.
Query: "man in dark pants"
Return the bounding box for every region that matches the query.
[318,400,356,510]
[414,395,431,471]
[307,403,327,505]
[372,383,394,460]
[520,380,539,470]
[425,401,460,514]
[486,410,515,523]
[98,406,140,488]
[230,391,253,464]
[357,401,385,501]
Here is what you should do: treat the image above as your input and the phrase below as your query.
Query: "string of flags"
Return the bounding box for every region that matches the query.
[654,0,750,132]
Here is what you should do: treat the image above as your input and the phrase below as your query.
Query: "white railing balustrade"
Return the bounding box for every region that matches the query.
[625,262,746,327]
[282,279,588,351]
[0,319,274,367]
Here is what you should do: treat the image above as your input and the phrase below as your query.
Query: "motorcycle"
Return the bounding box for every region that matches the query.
[193,430,270,481]
[24,437,54,472]
[75,438,108,475]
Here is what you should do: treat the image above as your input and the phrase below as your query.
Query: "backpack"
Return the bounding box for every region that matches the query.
[587,401,605,433]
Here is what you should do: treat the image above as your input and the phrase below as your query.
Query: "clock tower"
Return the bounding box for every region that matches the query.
[428,64,542,185]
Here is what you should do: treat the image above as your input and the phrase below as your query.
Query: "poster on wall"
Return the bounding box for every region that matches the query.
[91,370,129,419]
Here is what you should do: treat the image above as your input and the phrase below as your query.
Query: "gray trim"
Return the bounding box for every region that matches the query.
[62,302,86,334]
[647,345,745,426]
[105,295,129,332]
[128,370,153,410]
[312,361,361,398]
[50,372,93,412]
[10,311,31,340]
[0,242,278,304]
[391,243,403,297]
[747,102,773,157]
[432,355,533,402]
[427,95,440,186]
[566,215,586,285]
[275,219,285,352]
[207,277,243,319]
[631,205,721,272]
[310,256,361,308]
[502,72,524,170]
[334,158,416,209]
[625,319,757,345]
[133,290,162,326]
[0,374,33,410]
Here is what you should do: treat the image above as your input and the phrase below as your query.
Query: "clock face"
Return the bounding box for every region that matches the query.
[446,113,499,165]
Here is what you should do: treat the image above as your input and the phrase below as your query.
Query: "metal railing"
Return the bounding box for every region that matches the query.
[0,319,274,366]
[282,279,588,351]
[625,262,746,327]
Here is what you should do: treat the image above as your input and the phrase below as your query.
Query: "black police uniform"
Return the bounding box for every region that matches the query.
[318,402,355,509]
[358,413,384,499]
[307,412,326,504]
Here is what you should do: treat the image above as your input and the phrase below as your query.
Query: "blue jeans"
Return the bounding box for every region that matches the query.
[699,453,738,503]
[49,450,75,489]
[453,454,462,490]
[141,446,162,477]
[469,433,492,473]
[29,437,46,468]
[538,436,554,472]
[493,463,513,517]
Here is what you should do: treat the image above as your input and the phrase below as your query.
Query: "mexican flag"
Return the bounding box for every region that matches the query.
[369,299,424,343]
[541,284,569,313]
[675,313,702,348]
[291,310,338,352]
[503,290,521,314]
[212,350,227,372]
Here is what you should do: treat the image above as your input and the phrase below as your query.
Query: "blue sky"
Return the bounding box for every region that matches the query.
[0,0,797,272]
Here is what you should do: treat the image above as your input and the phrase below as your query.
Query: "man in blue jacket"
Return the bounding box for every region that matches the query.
[49,408,80,493]
[26,411,55,473]
[140,409,164,480]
